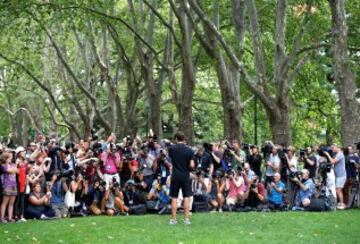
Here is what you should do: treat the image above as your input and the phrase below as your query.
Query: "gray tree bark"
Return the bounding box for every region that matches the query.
[329,0,360,146]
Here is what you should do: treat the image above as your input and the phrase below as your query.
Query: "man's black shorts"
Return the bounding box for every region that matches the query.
[170,177,192,198]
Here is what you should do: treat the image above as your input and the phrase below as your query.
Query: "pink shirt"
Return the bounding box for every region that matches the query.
[100,152,120,174]
[227,177,244,198]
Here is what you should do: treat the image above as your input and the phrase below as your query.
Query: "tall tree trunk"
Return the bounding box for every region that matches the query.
[171,1,196,144]
[329,0,360,145]
[266,101,291,146]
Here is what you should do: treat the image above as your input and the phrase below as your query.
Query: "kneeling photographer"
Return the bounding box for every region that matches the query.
[104,178,128,216]
[87,177,106,215]
[48,171,70,218]
[291,169,315,210]
[267,173,285,210]
[225,168,246,210]
[209,169,226,212]
[192,170,212,205]
[244,175,266,209]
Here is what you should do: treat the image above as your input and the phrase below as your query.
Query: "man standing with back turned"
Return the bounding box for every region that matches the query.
[168,131,194,225]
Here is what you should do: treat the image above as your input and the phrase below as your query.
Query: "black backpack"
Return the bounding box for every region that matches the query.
[129,204,147,215]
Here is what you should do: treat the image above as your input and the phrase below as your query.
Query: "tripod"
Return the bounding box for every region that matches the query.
[317,170,337,210]
[347,174,360,208]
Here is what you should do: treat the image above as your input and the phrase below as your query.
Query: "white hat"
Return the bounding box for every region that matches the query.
[15,146,26,154]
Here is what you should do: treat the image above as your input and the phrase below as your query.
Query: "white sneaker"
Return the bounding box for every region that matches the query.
[19,218,27,223]
[40,214,49,220]
[169,219,177,225]
[218,208,223,213]
[184,219,191,225]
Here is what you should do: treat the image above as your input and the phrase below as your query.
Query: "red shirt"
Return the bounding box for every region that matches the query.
[18,162,27,193]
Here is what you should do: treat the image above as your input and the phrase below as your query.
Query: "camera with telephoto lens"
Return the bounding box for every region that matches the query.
[91,142,103,157]
[289,170,301,182]
[111,177,120,189]
[261,142,273,157]
[319,161,331,173]
[224,141,234,160]
[203,143,213,153]
[226,169,236,178]
[196,169,208,178]
[299,149,306,158]
[278,148,288,161]
[317,146,332,157]
[251,183,257,189]
[213,169,225,180]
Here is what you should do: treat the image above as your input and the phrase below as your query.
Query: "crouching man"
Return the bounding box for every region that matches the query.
[292,169,315,210]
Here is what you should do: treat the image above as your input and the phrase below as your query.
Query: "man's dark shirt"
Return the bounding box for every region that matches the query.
[168,143,194,180]
[247,154,262,177]
[304,155,317,179]
[346,154,359,178]
[195,151,213,173]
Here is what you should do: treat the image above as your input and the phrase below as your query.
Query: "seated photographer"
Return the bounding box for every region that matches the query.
[292,169,315,210]
[26,181,55,219]
[209,170,226,212]
[147,175,171,211]
[72,174,89,216]
[192,170,212,203]
[87,178,106,215]
[267,173,285,210]
[48,171,69,218]
[225,169,246,209]
[244,175,266,209]
[104,180,128,216]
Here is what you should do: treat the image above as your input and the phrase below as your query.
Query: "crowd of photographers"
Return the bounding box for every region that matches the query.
[0,132,359,224]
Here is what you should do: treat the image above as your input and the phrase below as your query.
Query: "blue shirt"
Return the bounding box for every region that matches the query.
[51,181,66,205]
[268,181,285,205]
[297,178,314,201]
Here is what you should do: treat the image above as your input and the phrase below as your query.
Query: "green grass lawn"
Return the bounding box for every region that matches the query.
[1,210,359,243]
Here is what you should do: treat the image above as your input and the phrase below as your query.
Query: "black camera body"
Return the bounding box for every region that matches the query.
[261,142,273,157]
[319,161,331,173]
[317,146,332,157]
[299,149,307,158]
[289,170,301,182]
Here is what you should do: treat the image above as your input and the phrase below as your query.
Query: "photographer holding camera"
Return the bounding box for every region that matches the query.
[267,173,285,210]
[87,178,106,215]
[343,145,359,206]
[209,170,226,212]
[291,169,315,210]
[193,170,212,205]
[324,144,347,210]
[300,147,317,179]
[247,145,262,179]
[230,140,247,168]
[195,144,214,178]
[244,175,266,209]
[265,145,280,187]
[48,171,69,218]
[100,143,122,190]
[138,147,156,192]
[225,169,246,209]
